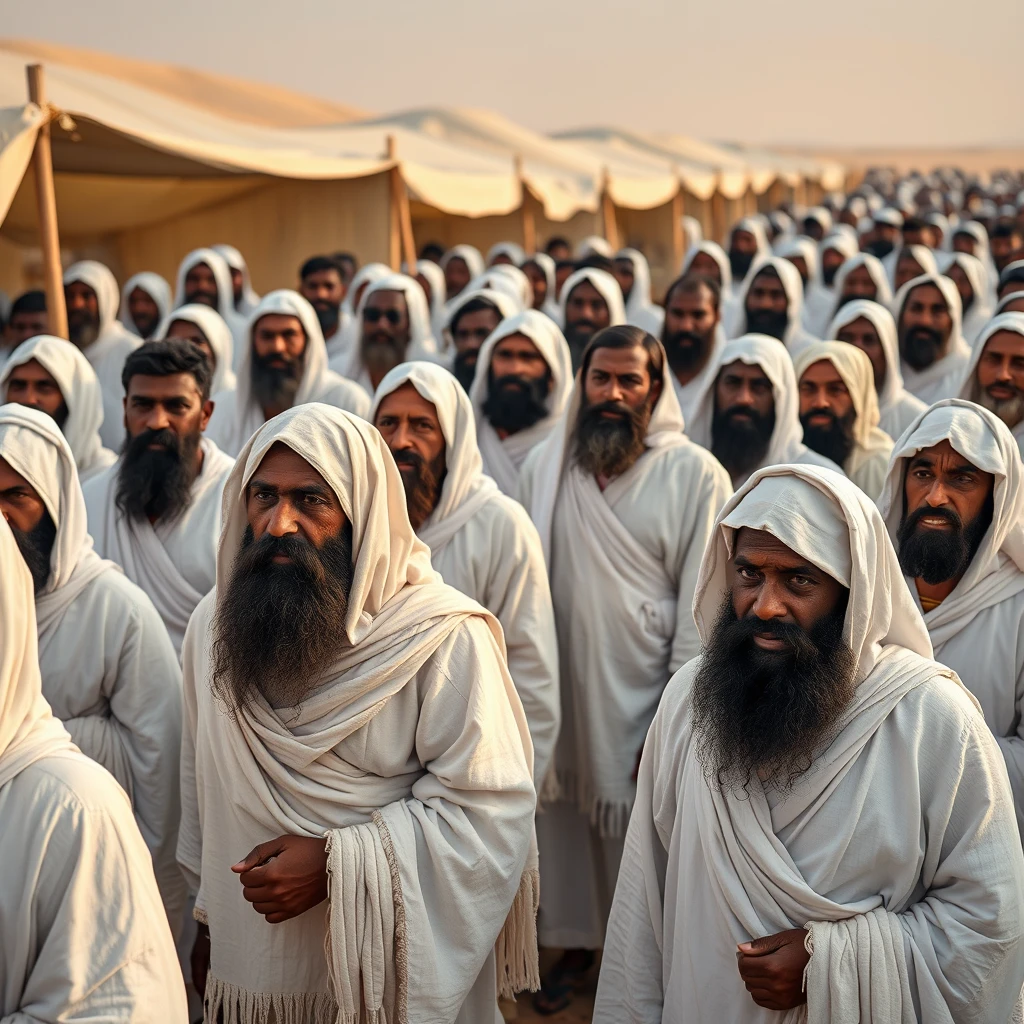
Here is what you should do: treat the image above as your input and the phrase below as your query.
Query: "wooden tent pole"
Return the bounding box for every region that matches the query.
[671,186,685,276]
[515,155,536,254]
[385,135,416,271]
[600,167,620,250]
[26,64,67,340]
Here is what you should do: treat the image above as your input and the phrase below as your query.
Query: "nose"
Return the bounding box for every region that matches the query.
[145,406,172,432]
[751,581,787,620]
[266,500,299,538]
[605,378,624,403]
[924,479,951,507]
[735,382,756,406]
[391,422,414,449]
[267,334,288,354]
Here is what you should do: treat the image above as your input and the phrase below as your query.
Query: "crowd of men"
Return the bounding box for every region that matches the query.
[3,165,1024,1023]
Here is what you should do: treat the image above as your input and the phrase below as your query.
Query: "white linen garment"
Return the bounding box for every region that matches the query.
[823,251,894,328]
[892,273,973,405]
[878,399,1024,831]
[63,259,142,451]
[206,289,370,457]
[83,435,235,654]
[469,309,573,496]
[595,465,1024,1024]
[0,334,116,482]
[681,240,739,334]
[372,361,561,786]
[958,312,1024,457]
[409,258,448,337]
[803,232,859,337]
[687,334,844,485]
[728,255,819,356]
[617,247,665,337]
[441,243,486,283]
[725,216,771,304]
[0,404,185,928]
[487,241,526,266]
[119,270,172,338]
[885,243,940,289]
[793,341,894,499]
[523,252,562,319]
[173,247,249,370]
[0,516,187,1021]
[462,266,532,313]
[157,302,238,395]
[945,251,994,342]
[212,242,261,315]
[556,267,627,332]
[178,405,537,1024]
[826,299,927,442]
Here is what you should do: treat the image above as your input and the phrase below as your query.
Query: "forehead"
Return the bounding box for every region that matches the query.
[733,527,826,573]
[494,332,541,356]
[838,316,878,338]
[252,442,336,496]
[721,359,768,381]
[255,313,304,334]
[906,283,947,308]
[8,357,57,383]
[0,454,33,491]
[304,267,341,284]
[667,284,712,308]
[126,372,200,399]
[613,258,635,274]
[800,359,844,385]
[166,318,209,342]
[844,264,874,282]
[365,289,407,310]
[66,280,96,298]
[458,306,501,327]
[588,344,648,376]
[187,261,214,277]
[983,330,1024,356]
[130,286,157,302]
[568,279,605,304]
[751,269,784,290]
[910,438,974,466]
[733,229,756,245]
[374,382,440,423]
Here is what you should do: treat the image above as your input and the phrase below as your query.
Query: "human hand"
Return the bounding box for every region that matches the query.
[191,923,210,999]
[736,928,810,1011]
[231,834,329,924]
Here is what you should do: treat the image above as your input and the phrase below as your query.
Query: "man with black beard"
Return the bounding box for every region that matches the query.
[444,291,515,392]
[596,465,1024,1023]
[557,267,625,371]
[731,257,818,355]
[83,339,235,653]
[298,255,347,349]
[0,403,186,935]
[893,273,972,404]
[371,361,559,787]
[866,206,903,259]
[880,400,1024,830]
[520,326,731,1015]
[959,313,1024,456]
[469,309,572,496]
[180,404,538,1023]
[725,219,767,294]
[659,273,724,423]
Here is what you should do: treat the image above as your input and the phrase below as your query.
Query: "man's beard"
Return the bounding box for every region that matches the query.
[393,448,446,530]
[800,407,856,467]
[313,302,340,337]
[866,239,895,259]
[251,351,303,411]
[361,332,407,380]
[822,265,839,287]
[50,402,70,430]
[729,250,754,280]
[564,322,597,373]
[452,349,479,392]
[572,394,652,478]
[186,287,218,309]
[482,370,551,434]
[900,326,945,371]
[663,329,712,376]
[115,427,201,523]
[960,291,975,315]
[977,383,1024,430]
[133,312,160,340]
[68,312,100,350]
[745,308,789,340]
[11,512,57,595]
[212,524,355,713]
[690,596,856,795]
[897,498,994,586]
[711,404,775,478]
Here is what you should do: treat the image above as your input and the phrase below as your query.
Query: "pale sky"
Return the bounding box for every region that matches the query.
[7,0,1024,147]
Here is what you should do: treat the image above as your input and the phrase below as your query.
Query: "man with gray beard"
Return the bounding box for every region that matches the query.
[958,312,1024,457]
[179,405,538,1023]
[519,325,731,1014]
[595,465,1024,1023]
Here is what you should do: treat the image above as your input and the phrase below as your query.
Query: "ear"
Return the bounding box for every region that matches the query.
[200,398,215,432]
[650,375,663,406]
[122,395,128,431]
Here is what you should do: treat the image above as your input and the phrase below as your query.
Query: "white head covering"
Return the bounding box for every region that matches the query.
[440,289,521,355]
[957,313,1024,429]
[155,303,237,395]
[944,251,994,342]
[118,272,171,338]
[682,215,703,249]
[775,237,818,288]
[877,399,1024,647]
[463,266,531,312]
[732,255,814,353]
[487,242,526,267]
[173,247,242,330]
[469,310,573,495]
[827,253,893,325]
[575,236,613,259]
[522,252,561,318]
[0,336,115,481]
[370,361,499,555]
[616,248,663,332]
[330,262,395,368]
[681,241,733,293]
[889,244,940,289]
[440,244,485,282]
[212,243,261,315]
[994,292,1024,316]
[874,207,904,229]
[341,263,393,322]
[727,217,771,291]
[62,260,123,341]
[557,267,627,330]
[953,221,997,285]
[407,259,448,337]
[926,211,951,248]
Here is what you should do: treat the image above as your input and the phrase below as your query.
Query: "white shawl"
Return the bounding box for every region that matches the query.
[119,271,172,338]
[439,288,520,359]
[802,233,860,338]
[173,247,249,370]
[523,253,562,320]
[62,260,142,451]
[206,289,371,458]
[823,252,893,328]
[179,405,538,1022]
[793,341,894,499]
[440,244,485,286]
[595,465,1024,1024]
[556,267,627,331]
[886,243,940,290]
[462,266,531,313]
[156,302,237,394]
[487,241,526,266]
[892,273,973,405]
[826,298,927,442]
[725,216,771,301]
[958,313,1024,457]
[213,243,261,315]
[409,259,448,338]
[617,248,665,337]
[946,251,994,343]
[729,255,819,356]
[469,309,573,496]
[0,334,116,482]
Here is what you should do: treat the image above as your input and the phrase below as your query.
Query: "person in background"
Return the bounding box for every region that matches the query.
[119,272,171,341]
[3,290,47,352]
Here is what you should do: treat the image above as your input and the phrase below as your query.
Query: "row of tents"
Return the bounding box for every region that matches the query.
[0,38,851,304]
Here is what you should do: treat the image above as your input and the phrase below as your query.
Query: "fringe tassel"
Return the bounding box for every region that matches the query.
[203,975,337,1024]
[373,810,410,1024]
[495,869,541,998]
[192,905,208,925]
[556,770,634,839]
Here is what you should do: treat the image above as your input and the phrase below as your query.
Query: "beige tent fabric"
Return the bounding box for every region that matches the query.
[156,301,237,394]
[119,270,171,337]
[0,334,116,481]
[793,340,894,499]
[179,404,538,1022]
[0,104,43,226]
[595,465,1024,1024]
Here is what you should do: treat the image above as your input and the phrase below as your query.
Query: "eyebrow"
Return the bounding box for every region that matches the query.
[248,479,331,497]
[733,553,821,576]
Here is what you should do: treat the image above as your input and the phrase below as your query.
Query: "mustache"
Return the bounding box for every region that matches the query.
[391,447,446,529]
[11,513,57,595]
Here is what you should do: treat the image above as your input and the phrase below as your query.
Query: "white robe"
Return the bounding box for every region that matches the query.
[596,466,1024,1024]
[83,436,235,654]
[668,324,726,427]
[63,260,142,451]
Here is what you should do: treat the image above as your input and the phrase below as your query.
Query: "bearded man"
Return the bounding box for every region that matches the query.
[730,257,817,356]
[443,290,519,391]
[1,334,116,482]
[894,273,972,404]
[879,399,1024,829]
[824,251,893,324]
[63,260,141,450]
[212,243,261,316]
[558,267,626,371]
[659,273,725,423]
[795,341,894,499]
[83,340,235,653]
[119,271,171,341]
[157,303,237,396]
[179,405,538,1023]
[959,313,1024,456]
[4,289,47,350]
[206,290,370,457]
[725,218,770,301]
[688,335,843,488]
[372,362,560,785]
[173,248,248,368]
[615,248,664,336]
[0,516,187,1021]
[595,465,1024,1023]
[469,309,572,496]
[519,326,732,1015]
[0,404,185,930]
[298,255,347,354]
[800,232,859,337]
[441,244,486,299]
